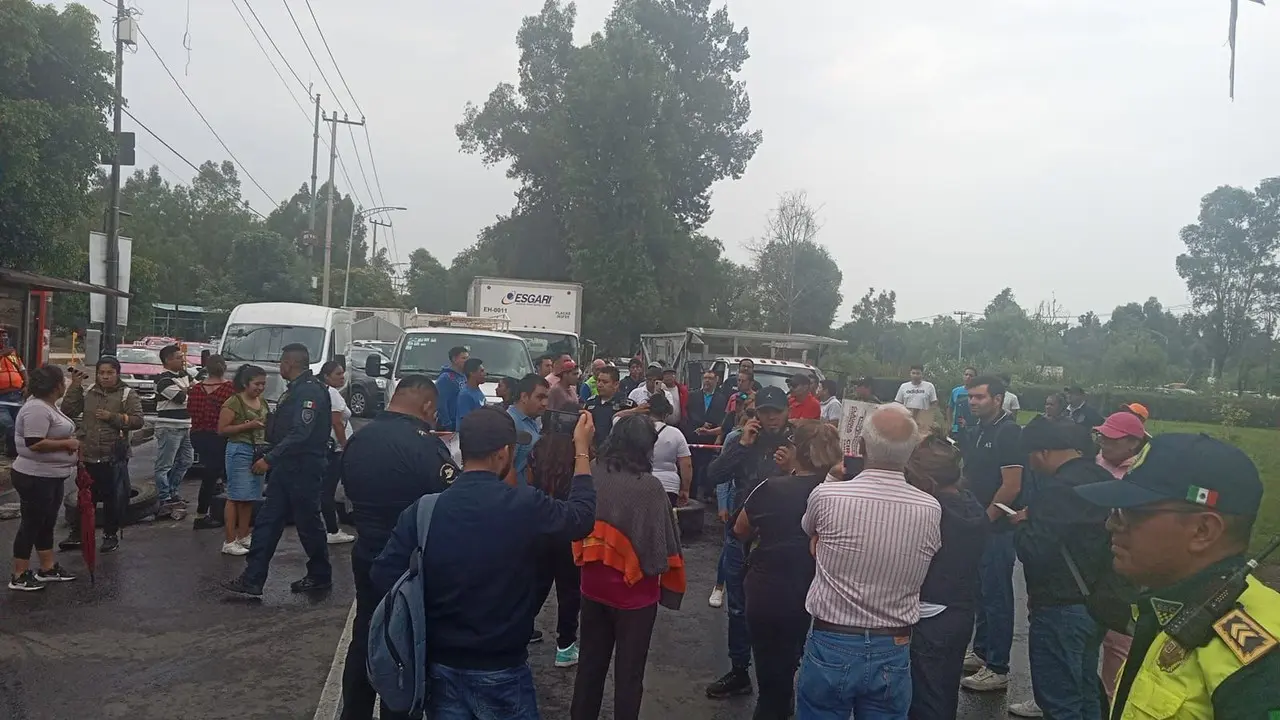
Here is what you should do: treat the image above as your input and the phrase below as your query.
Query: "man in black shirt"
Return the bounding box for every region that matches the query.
[618,358,645,398]
[582,366,634,448]
[960,375,1024,693]
[1065,385,1105,428]
[339,375,459,720]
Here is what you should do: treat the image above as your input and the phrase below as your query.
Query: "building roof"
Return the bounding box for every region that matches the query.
[151,303,210,314]
[0,267,131,298]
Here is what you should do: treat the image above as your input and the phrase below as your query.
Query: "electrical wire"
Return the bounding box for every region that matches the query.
[136,26,279,211]
[242,0,310,96]
[303,0,363,117]
[346,124,377,210]
[282,0,347,117]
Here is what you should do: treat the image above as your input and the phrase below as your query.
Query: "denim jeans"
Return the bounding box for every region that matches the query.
[722,525,752,670]
[1029,605,1105,720]
[153,426,194,502]
[428,663,541,720]
[796,629,912,720]
[973,531,1016,675]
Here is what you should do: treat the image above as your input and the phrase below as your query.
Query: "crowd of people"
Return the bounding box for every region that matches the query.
[4,342,1278,720]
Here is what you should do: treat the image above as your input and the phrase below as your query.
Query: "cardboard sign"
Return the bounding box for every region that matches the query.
[839,400,878,457]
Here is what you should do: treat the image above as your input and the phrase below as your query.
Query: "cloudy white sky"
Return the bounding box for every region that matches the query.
[75,0,1280,323]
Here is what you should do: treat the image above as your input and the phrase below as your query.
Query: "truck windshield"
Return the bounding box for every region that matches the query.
[514,331,579,359]
[397,333,533,379]
[221,324,325,363]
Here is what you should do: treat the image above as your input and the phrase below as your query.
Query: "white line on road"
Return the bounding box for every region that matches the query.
[314,600,358,720]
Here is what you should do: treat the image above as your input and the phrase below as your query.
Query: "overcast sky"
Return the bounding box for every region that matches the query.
[74,0,1280,323]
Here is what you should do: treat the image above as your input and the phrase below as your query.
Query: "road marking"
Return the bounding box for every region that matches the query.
[314,600,358,720]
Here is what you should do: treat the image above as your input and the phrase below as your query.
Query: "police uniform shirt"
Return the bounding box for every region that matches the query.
[342,410,459,564]
[264,370,331,467]
[584,394,635,447]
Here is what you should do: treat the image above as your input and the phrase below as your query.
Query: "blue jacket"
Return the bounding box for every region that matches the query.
[434,366,466,430]
[454,385,486,429]
[371,470,596,671]
[264,370,330,467]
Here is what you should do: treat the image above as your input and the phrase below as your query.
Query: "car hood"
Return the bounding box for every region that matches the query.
[120,363,164,378]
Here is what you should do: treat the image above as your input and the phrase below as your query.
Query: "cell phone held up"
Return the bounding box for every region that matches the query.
[543,409,580,436]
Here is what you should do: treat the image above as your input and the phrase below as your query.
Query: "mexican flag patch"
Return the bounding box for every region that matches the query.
[1187,485,1219,507]
[302,400,316,409]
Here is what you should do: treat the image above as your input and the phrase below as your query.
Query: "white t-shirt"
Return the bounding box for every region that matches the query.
[628,385,655,405]
[664,385,681,425]
[328,386,353,450]
[12,398,78,478]
[895,381,938,410]
[651,422,691,494]
[820,396,843,423]
[1003,391,1021,413]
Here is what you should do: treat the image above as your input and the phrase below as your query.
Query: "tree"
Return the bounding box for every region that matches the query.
[840,287,897,359]
[751,191,842,335]
[0,0,113,268]
[1177,181,1280,378]
[405,248,449,313]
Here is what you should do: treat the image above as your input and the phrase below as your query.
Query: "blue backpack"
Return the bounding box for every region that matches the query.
[367,493,439,716]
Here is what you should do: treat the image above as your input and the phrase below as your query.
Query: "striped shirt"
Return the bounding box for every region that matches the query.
[802,468,942,627]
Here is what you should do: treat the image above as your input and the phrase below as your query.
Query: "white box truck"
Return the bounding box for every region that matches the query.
[467,277,584,359]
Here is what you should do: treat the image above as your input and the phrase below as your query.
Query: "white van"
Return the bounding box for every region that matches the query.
[369,326,534,405]
[219,302,354,404]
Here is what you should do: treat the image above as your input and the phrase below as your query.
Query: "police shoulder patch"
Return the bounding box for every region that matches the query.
[301,408,314,424]
[302,400,316,409]
[1213,607,1278,666]
[440,463,458,484]
[1151,597,1184,627]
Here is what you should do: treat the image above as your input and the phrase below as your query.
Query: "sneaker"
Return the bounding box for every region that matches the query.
[8,571,45,592]
[529,630,545,644]
[237,535,252,549]
[554,642,580,668]
[961,667,1010,692]
[193,515,224,530]
[1008,699,1044,717]
[705,668,753,699]
[290,576,332,593]
[326,530,356,545]
[170,494,189,506]
[57,534,82,551]
[708,586,725,608]
[221,541,249,556]
[963,650,985,673]
[221,576,263,599]
[100,534,120,553]
[34,564,76,583]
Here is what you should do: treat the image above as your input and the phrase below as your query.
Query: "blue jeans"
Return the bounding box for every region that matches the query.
[722,527,751,670]
[153,426,194,502]
[0,390,20,430]
[796,629,912,719]
[1029,605,1105,720]
[428,663,540,720]
[241,461,331,586]
[973,531,1015,675]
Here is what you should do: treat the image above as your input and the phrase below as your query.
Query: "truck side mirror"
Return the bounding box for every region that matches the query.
[365,353,382,378]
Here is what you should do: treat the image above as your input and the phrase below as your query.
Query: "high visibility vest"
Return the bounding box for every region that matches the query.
[0,354,24,393]
[1116,576,1280,719]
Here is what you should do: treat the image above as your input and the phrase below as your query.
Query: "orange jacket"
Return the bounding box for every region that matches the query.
[573,520,686,600]
[0,352,24,393]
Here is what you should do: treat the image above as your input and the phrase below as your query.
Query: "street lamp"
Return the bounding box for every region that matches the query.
[343,205,406,306]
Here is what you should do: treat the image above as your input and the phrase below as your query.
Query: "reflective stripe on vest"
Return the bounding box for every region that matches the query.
[0,355,23,392]
[1117,577,1280,719]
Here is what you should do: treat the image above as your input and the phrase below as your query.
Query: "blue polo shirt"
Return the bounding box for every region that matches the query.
[454,385,486,429]
[507,405,540,485]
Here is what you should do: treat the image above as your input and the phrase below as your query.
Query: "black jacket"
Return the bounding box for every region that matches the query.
[707,423,792,513]
[919,490,989,610]
[683,388,727,440]
[1014,456,1113,608]
[264,370,331,467]
[1068,403,1105,428]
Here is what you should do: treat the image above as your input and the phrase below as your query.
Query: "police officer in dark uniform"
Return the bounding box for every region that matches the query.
[223,343,332,597]
[582,365,636,448]
[338,374,457,720]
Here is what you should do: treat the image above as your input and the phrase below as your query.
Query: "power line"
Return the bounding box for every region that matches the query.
[282,0,347,116]
[363,127,390,209]
[303,0,362,116]
[242,0,309,96]
[346,124,377,210]
[136,25,278,211]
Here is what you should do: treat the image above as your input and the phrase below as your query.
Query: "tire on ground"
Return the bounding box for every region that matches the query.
[63,481,161,528]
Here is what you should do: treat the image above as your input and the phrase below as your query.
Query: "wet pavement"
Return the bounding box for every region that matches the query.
[0,423,1032,719]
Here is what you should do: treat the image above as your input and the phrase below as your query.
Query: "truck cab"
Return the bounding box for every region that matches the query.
[368,326,535,407]
[706,356,825,393]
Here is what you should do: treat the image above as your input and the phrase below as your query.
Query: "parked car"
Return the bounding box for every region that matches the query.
[345,346,388,418]
[115,345,164,413]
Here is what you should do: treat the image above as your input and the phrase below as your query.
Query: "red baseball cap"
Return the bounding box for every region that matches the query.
[557,359,578,375]
[1095,412,1147,440]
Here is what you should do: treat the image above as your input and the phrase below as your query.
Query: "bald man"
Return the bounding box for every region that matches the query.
[585,358,607,398]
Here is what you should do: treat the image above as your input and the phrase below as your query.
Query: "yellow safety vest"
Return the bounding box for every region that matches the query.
[1116,576,1280,719]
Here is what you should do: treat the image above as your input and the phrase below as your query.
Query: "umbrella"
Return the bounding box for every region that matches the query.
[75,464,97,583]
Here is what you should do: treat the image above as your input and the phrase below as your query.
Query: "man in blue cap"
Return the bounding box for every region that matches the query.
[1074,433,1280,719]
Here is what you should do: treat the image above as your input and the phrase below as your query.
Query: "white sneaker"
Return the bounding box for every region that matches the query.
[963,650,985,672]
[237,535,252,549]
[961,667,1010,692]
[1008,699,1044,717]
[708,586,725,608]
[327,530,356,545]
[221,541,249,556]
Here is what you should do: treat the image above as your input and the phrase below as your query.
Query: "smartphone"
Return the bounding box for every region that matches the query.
[543,409,579,436]
[993,502,1018,516]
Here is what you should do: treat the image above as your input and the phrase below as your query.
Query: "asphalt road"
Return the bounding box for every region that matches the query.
[0,418,1032,719]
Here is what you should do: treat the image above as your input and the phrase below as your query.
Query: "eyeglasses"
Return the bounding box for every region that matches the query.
[1108,505,1208,527]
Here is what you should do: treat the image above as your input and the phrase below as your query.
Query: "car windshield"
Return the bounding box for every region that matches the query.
[221,324,325,363]
[396,333,533,379]
[115,347,161,365]
[514,331,579,359]
[753,369,803,392]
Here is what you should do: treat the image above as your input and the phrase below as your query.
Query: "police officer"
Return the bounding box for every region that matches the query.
[339,374,457,720]
[1075,433,1280,719]
[704,385,794,700]
[223,343,332,597]
[583,365,636,448]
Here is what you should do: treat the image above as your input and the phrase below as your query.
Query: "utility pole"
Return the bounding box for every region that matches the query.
[369,218,391,258]
[321,112,364,306]
[308,92,320,233]
[953,311,971,362]
[102,0,128,354]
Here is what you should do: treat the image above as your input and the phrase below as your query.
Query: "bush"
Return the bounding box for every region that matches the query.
[1011,384,1280,429]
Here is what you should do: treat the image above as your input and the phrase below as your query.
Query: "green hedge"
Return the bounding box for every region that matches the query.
[1010,384,1280,429]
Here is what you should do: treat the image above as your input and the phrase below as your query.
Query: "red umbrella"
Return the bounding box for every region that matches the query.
[75,464,97,583]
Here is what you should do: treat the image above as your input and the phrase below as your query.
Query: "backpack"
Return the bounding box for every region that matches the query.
[366,493,440,716]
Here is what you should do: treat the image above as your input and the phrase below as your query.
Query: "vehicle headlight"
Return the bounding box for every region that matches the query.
[374,378,387,389]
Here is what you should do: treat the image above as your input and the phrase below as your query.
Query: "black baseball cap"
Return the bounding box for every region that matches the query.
[1075,433,1262,515]
[756,386,789,411]
[1021,415,1093,454]
[458,406,533,457]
